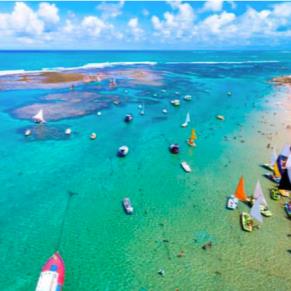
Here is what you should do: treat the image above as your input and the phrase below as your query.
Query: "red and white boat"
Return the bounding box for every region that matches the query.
[35,252,65,291]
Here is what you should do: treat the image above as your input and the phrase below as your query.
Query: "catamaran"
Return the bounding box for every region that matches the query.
[33,109,45,123]
[35,252,65,291]
[226,176,248,210]
[187,129,197,147]
[181,112,190,128]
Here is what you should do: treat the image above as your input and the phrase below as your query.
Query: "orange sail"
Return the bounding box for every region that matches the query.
[234,176,248,201]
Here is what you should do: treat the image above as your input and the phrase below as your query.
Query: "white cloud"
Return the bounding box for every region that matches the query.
[81,16,109,37]
[202,0,224,12]
[128,17,143,40]
[97,1,124,19]
[151,1,195,39]
[38,3,60,27]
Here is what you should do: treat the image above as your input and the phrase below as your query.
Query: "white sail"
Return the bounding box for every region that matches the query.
[270,149,277,166]
[253,180,268,207]
[286,154,291,169]
[250,195,263,223]
[185,112,190,124]
[33,109,45,123]
[280,144,291,158]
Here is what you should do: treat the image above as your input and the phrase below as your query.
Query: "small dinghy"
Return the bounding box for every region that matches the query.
[124,114,133,123]
[181,112,190,128]
[35,252,65,291]
[65,128,72,135]
[183,95,192,101]
[117,146,129,157]
[170,99,180,107]
[162,108,168,114]
[24,129,32,136]
[97,111,102,116]
[240,212,254,232]
[33,109,46,123]
[181,161,191,173]
[226,195,238,210]
[270,187,280,200]
[169,144,179,154]
[227,91,232,96]
[90,132,96,140]
[122,197,133,214]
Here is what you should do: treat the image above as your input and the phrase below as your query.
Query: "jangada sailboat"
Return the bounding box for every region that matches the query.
[262,149,277,171]
[181,112,190,128]
[241,195,264,232]
[226,176,249,210]
[35,252,65,291]
[264,159,281,184]
[278,156,291,197]
[33,109,46,123]
[187,129,197,147]
[251,180,272,217]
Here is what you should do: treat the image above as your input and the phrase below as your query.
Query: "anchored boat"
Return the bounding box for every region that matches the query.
[35,252,65,291]
[124,114,133,123]
[170,99,180,107]
[181,161,191,173]
[251,180,272,217]
[122,198,133,214]
[117,146,129,157]
[169,144,180,154]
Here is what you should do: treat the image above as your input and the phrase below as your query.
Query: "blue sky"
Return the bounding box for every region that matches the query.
[0,1,291,49]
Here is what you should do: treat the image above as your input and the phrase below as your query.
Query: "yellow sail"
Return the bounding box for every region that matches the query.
[273,162,281,178]
[190,129,197,142]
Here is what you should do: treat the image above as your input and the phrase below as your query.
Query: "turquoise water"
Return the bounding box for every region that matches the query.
[0,51,290,290]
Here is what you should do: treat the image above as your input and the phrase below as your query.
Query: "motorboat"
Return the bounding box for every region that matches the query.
[124,114,133,123]
[90,132,96,140]
[183,95,192,101]
[170,99,180,107]
[162,108,168,114]
[117,146,129,157]
[24,129,32,136]
[181,161,191,173]
[216,115,225,121]
[35,252,65,291]
[169,144,179,154]
[122,197,133,214]
[65,128,72,135]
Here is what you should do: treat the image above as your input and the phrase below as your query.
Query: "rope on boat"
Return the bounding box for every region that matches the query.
[55,190,78,251]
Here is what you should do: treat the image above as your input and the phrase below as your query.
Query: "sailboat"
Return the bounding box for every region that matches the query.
[35,252,65,291]
[187,129,197,147]
[226,176,249,210]
[262,149,277,171]
[181,112,190,128]
[252,180,272,217]
[241,195,263,232]
[33,109,45,123]
[278,156,291,197]
[140,103,145,115]
[264,160,281,184]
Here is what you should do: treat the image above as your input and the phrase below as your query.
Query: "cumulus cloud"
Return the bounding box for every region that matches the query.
[151,1,195,39]
[38,3,60,27]
[128,17,143,40]
[97,0,124,19]
[202,0,224,12]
